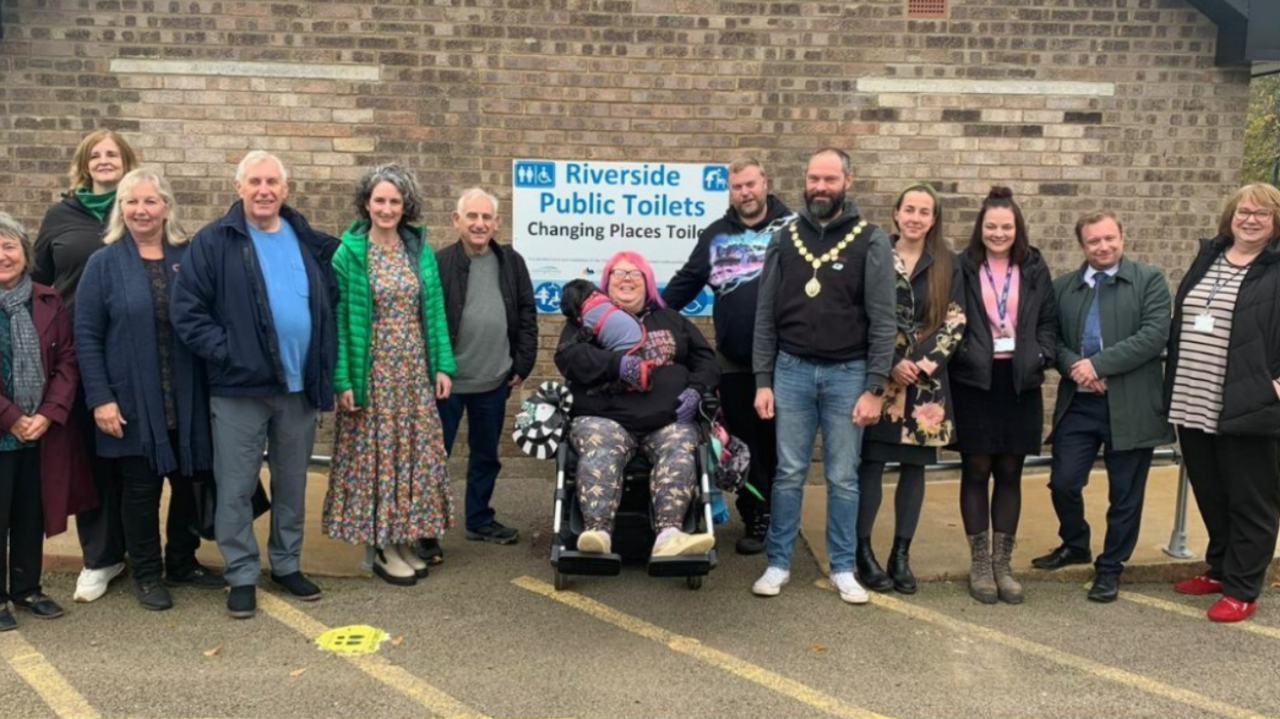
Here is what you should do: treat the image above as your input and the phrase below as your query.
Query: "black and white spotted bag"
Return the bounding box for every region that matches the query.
[511,381,574,460]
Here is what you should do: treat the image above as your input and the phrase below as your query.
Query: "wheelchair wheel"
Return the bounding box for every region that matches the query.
[686,575,703,591]
[554,568,569,591]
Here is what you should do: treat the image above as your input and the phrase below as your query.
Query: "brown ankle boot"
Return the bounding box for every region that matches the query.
[967,532,998,604]
[991,531,1024,604]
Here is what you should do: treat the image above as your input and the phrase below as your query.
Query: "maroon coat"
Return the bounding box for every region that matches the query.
[0,282,96,536]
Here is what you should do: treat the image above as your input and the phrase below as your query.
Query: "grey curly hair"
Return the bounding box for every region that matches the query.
[353,164,424,226]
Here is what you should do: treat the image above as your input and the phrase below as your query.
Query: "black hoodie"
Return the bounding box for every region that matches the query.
[34,193,106,316]
[662,195,794,367]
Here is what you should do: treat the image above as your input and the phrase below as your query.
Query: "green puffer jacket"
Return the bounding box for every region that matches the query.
[333,220,456,408]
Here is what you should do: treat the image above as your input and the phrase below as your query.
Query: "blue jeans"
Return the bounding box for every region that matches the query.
[438,383,510,532]
[767,352,867,573]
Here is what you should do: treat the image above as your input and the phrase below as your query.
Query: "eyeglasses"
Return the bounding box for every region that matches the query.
[609,269,644,280]
[1235,208,1275,222]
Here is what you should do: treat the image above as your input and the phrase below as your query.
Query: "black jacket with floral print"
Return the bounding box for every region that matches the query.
[866,243,966,447]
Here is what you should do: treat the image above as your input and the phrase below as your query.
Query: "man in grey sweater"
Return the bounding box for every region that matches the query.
[749,148,897,605]
[436,188,538,547]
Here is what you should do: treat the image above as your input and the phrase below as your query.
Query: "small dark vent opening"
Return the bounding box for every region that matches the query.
[908,0,948,19]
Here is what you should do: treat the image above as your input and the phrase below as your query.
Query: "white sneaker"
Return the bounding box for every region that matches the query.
[73,561,126,603]
[831,571,869,605]
[577,530,611,554]
[752,567,791,597]
[652,530,714,557]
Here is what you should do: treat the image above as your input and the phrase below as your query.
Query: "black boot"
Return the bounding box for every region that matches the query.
[856,538,893,592]
[887,536,918,594]
[736,511,769,555]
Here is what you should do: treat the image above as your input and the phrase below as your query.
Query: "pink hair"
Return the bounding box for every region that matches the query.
[599,251,665,308]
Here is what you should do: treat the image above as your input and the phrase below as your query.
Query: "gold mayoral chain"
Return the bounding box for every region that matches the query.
[791,219,866,298]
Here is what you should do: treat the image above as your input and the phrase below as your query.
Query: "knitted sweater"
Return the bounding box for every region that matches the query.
[333,220,456,407]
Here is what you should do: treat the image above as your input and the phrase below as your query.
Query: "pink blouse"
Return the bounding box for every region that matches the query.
[980,256,1020,359]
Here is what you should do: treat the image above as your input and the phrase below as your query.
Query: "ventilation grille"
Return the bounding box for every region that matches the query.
[908,0,948,18]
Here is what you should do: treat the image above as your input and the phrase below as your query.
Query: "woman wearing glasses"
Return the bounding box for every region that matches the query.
[1166,183,1280,623]
[554,251,720,558]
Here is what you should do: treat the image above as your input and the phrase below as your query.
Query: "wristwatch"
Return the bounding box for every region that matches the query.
[868,385,888,398]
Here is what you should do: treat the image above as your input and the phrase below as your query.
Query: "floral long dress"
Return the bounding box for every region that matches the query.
[323,242,454,547]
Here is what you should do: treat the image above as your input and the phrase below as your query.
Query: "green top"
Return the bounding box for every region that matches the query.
[1051,256,1175,451]
[333,219,456,408]
[74,187,117,222]
[0,305,36,452]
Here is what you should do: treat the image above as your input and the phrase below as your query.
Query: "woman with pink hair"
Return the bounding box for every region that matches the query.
[554,251,720,557]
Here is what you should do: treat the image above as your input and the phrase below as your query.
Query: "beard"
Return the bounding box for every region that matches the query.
[804,188,846,222]
[733,192,765,219]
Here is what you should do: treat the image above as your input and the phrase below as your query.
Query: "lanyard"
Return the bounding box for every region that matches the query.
[1204,256,1248,310]
[982,260,1014,328]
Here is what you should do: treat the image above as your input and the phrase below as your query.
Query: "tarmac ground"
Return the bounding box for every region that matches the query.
[5,462,1279,719]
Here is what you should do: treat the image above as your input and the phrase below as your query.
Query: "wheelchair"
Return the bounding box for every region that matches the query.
[549,396,721,591]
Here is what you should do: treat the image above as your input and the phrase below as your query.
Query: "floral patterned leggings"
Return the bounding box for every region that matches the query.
[569,417,699,533]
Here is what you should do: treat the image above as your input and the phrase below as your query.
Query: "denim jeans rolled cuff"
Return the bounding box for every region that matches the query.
[765,352,867,573]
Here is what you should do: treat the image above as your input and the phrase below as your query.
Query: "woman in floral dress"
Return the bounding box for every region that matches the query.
[855,182,965,595]
[324,164,456,586]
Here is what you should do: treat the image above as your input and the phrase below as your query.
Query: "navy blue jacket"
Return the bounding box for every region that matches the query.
[170,201,338,411]
[76,234,213,476]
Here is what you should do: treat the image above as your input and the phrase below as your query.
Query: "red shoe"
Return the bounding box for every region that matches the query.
[1173,575,1223,595]
[1207,596,1257,623]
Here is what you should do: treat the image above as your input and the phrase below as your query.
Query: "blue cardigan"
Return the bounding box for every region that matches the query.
[75,234,213,476]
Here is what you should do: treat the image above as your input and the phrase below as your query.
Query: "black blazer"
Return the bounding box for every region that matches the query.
[950,247,1057,394]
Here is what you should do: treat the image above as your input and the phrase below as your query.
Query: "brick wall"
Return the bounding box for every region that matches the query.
[0,0,1250,459]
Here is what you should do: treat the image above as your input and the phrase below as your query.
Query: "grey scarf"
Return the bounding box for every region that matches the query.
[0,275,45,414]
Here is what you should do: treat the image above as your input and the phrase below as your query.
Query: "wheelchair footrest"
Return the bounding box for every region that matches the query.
[647,555,712,578]
[556,551,623,576]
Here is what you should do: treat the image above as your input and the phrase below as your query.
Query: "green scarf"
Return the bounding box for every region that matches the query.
[75,187,117,222]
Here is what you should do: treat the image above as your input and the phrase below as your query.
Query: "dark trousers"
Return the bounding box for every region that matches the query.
[1049,393,1154,575]
[74,397,126,569]
[439,383,510,532]
[0,448,44,603]
[117,433,203,582]
[1178,427,1280,602]
[720,372,776,519]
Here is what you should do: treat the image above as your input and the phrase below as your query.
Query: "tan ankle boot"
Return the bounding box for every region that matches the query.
[991,532,1024,604]
[967,532,998,604]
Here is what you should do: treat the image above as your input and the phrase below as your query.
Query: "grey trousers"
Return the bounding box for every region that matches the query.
[211,394,318,587]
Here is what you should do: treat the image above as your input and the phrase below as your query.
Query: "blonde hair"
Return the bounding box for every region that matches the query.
[103,168,188,246]
[1218,183,1280,241]
[67,129,138,191]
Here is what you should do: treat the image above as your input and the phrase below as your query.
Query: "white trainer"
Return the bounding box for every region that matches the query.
[831,571,869,605]
[577,530,611,554]
[752,567,791,597]
[73,561,126,603]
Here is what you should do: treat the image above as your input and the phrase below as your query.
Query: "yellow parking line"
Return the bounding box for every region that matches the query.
[257,593,491,719]
[512,576,894,719]
[857,585,1276,719]
[0,631,100,719]
[1121,591,1280,641]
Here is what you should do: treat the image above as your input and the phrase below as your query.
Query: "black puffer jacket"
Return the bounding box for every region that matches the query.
[555,303,719,434]
[950,247,1057,394]
[1165,235,1280,437]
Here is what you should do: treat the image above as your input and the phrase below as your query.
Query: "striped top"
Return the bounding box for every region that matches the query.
[1167,254,1249,434]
